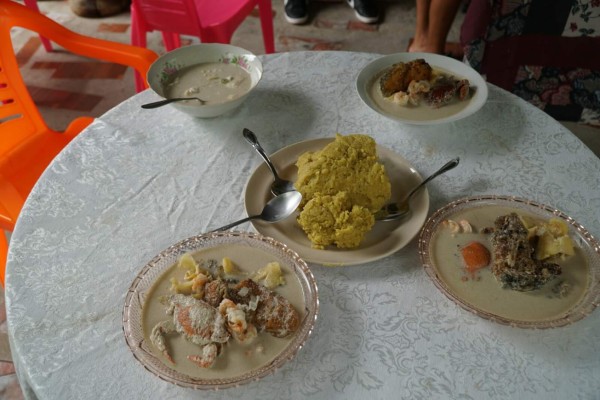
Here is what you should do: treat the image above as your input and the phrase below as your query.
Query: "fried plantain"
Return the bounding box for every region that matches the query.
[379,59,432,97]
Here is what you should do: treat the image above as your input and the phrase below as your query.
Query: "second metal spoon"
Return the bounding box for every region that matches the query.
[376,158,460,222]
[243,128,296,196]
[141,97,206,109]
[211,190,302,232]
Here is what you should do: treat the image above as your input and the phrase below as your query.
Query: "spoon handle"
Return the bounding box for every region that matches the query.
[243,128,282,180]
[141,97,203,109]
[211,215,258,232]
[376,157,460,222]
[406,157,460,201]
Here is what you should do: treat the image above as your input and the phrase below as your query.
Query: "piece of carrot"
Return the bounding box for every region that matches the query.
[460,241,491,274]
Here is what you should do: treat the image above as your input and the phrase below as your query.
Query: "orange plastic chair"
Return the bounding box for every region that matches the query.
[0,232,6,283]
[130,0,275,91]
[0,0,159,286]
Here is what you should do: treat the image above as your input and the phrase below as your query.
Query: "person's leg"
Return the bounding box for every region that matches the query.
[409,0,462,54]
[409,0,431,52]
[426,0,463,53]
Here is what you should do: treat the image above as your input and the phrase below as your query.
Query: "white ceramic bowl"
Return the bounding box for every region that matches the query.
[147,43,263,118]
[356,53,488,125]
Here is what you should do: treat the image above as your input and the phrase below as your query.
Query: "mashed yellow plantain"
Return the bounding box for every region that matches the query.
[295,134,391,249]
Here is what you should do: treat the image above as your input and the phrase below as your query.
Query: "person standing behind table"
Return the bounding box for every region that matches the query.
[408,0,463,56]
[284,0,379,25]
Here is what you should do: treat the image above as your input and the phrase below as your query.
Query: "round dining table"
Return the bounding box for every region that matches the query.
[6,51,600,400]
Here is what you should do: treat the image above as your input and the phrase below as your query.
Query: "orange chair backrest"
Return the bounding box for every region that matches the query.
[0,0,159,285]
[0,0,158,143]
[0,0,158,223]
[0,1,48,143]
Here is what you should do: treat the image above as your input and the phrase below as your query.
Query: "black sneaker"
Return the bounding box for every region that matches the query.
[284,0,308,25]
[346,0,379,24]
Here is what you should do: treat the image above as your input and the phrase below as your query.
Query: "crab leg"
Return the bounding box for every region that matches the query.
[187,343,219,368]
[150,320,177,364]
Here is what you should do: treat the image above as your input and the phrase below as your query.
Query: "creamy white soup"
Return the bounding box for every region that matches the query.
[165,62,251,105]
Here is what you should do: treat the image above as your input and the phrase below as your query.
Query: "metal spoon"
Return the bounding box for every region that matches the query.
[141,97,206,109]
[243,128,296,196]
[211,190,302,232]
[376,158,460,222]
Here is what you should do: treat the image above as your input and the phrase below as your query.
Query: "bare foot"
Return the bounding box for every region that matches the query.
[407,37,441,53]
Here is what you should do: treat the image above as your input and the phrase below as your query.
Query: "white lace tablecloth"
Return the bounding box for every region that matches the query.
[6,51,600,400]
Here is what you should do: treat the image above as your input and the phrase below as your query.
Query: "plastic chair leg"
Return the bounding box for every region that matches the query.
[23,0,53,52]
[131,4,149,92]
[203,28,233,45]
[134,69,146,93]
[258,0,275,53]
[162,32,182,51]
[39,36,53,52]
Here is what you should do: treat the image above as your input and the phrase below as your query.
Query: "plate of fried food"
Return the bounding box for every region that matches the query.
[418,195,600,328]
[244,133,430,266]
[356,53,488,125]
[123,231,319,389]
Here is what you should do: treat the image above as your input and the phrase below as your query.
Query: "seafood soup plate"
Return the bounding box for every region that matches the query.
[356,52,488,125]
[418,195,600,328]
[123,231,319,389]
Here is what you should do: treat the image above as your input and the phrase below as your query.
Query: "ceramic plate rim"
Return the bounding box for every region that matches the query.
[356,52,488,125]
[418,194,600,328]
[122,231,319,389]
[244,137,429,266]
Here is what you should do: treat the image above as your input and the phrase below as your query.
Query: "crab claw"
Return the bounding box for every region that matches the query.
[150,320,176,364]
[187,343,219,368]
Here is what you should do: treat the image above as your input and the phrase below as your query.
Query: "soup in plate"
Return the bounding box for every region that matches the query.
[165,62,251,105]
[142,245,306,379]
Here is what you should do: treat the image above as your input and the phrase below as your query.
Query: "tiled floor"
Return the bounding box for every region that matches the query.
[3,0,599,397]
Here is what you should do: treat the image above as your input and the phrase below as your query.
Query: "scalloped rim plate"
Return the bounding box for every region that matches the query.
[244,138,429,266]
[123,231,319,389]
[418,195,600,328]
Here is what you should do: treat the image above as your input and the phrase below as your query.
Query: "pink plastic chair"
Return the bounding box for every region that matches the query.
[130,0,275,92]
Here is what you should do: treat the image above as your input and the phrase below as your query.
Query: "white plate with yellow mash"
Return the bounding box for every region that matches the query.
[244,137,429,266]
